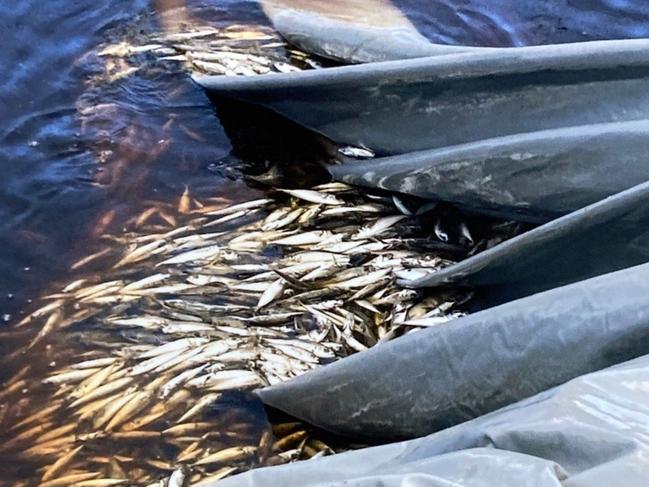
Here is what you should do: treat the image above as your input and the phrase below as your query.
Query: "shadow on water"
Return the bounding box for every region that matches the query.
[208,95,335,188]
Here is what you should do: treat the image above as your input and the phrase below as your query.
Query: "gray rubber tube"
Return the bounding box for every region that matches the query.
[257,262,649,440]
[197,39,649,156]
[330,120,649,222]
[210,354,649,487]
[403,180,649,304]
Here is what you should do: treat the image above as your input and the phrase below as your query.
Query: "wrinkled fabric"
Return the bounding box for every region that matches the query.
[261,0,649,63]
[197,40,649,158]
[257,263,649,440]
[401,181,649,304]
[331,120,649,222]
[198,3,649,485]
[204,354,649,486]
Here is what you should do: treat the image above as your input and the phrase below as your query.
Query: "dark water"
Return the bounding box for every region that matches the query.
[0,0,271,328]
[396,0,649,46]
[3,0,649,330]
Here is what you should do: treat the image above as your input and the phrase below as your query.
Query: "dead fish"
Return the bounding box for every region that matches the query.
[272,231,335,246]
[191,467,239,486]
[205,198,272,217]
[39,472,102,487]
[392,195,414,216]
[333,269,392,289]
[71,362,119,399]
[40,445,84,482]
[434,218,449,242]
[257,278,285,309]
[238,312,302,325]
[69,377,132,408]
[160,364,209,399]
[279,189,344,206]
[61,278,89,293]
[70,248,111,270]
[121,273,170,292]
[157,244,221,266]
[70,357,118,370]
[92,388,138,429]
[193,446,257,466]
[273,61,301,73]
[177,392,221,423]
[17,299,65,327]
[459,221,474,244]
[320,204,383,216]
[187,369,261,390]
[178,186,192,214]
[44,368,99,385]
[402,314,461,327]
[163,422,214,437]
[28,308,63,348]
[138,337,208,359]
[114,240,166,268]
[338,146,375,159]
[162,322,214,334]
[168,466,190,487]
[75,479,128,487]
[104,389,154,431]
[262,208,303,231]
[353,216,406,240]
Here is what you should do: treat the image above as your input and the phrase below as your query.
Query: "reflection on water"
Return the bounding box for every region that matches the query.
[0,0,268,328]
[395,0,649,47]
[0,1,336,484]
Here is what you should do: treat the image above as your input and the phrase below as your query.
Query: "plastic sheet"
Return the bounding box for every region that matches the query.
[209,353,649,487]
[331,120,649,222]
[260,1,649,63]
[195,3,649,484]
[197,39,649,159]
[257,262,649,440]
[403,181,649,304]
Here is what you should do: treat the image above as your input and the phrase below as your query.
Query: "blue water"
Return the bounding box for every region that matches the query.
[0,0,266,325]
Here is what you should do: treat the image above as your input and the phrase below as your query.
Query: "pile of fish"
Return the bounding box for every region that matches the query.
[1,182,476,486]
[97,23,321,79]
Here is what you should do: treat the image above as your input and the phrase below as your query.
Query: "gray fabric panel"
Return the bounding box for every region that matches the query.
[330,120,649,222]
[404,181,649,304]
[254,262,649,440]
[198,40,649,156]
[206,353,649,486]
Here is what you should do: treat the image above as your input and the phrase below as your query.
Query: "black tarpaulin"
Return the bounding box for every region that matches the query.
[197,39,649,158]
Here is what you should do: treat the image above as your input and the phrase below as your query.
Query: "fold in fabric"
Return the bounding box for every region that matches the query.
[207,353,649,487]
[403,181,649,304]
[330,120,649,222]
[197,39,649,158]
[263,7,481,63]
[260,1,649,63]
[257,262,649,440]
